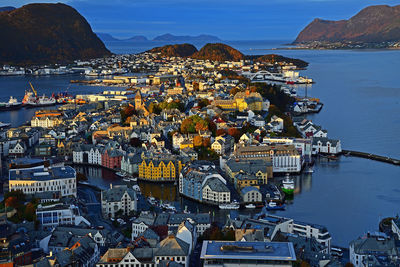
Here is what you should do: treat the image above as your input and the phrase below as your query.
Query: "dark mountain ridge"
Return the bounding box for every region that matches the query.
[0,3,110,65]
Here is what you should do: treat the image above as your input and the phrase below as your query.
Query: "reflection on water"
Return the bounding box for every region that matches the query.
[138,182,177,202]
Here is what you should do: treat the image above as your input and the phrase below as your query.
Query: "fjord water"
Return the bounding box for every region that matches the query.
[0,41,399,246]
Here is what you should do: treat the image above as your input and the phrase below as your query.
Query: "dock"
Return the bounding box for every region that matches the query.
[342,150,400,166]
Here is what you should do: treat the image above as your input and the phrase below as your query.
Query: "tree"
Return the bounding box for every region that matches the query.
[130,137,142,147]
[5,196,19,209]
[24,203,36,222]
[227,127,241,142]
[198,98,210,108]
[193,136,203,147]
[216,129,227,136]
[202,137,211,147]
[195,120,208,132]
[230,87,241,96]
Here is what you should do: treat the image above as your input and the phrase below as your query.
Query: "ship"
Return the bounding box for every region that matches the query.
[219,200,240,210]
[281,175,295,195]
[266,201,286,210]
[245,204,256,209]
[0,122,11,128]
[22,82,56,107]
[0,96,22,111]
[242,70,314,84]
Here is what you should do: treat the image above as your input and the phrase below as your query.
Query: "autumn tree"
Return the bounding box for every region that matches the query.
[24,203,36,222]
[5,197,19,209]
[202,137,211,147]
[227,127,241,142]
[193,136,203,147]
[195,120,208,132]
[216,129,227,136]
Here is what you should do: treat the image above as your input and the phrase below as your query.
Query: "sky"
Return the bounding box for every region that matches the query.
[2,0,400,40]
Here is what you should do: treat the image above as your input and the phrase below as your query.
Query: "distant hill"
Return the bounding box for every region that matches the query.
[294,5,400,43]
[0,6,15,12]
[191,43,244,61]
[96,33,148,42]
[247,54,309,68]
[0,3,110,65]
[147,44,198,58]
[152,34,221,42]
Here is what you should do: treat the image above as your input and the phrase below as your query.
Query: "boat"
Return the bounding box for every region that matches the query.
[122,178,130,182]
[115,171,125,177]
[161,203,177,212]
[129,177,138,182]
[219,200,240,210]
[245,204,256,209]
[266,201,286,210]
[0,96,22,111]
[22,82,56,107]
[327,155,338,160]
[304,166,314,174]
[132,185,141,192]
[148,197,157,206]
[281,175,294,195]
[0,122,11,128]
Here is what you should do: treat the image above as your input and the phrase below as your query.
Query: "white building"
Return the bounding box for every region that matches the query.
[312,137,342,155]
[9,166,77,197]
[101,185,137,219]
[88,146,103,165]
[131,211,155,240]
[36,203,90,229]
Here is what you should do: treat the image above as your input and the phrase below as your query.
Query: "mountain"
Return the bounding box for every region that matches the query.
[247,54,308,68]
[153,34,221,42]
[294,5,400,43]
[96,32,120,42]
[191,43,244,61]
[125,36,148,42]
[147,44,198,58]
[0,3,110,65]
[0,6,15,12]
[96,33,148,42]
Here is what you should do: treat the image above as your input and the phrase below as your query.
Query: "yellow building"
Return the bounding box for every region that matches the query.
[138,159,182,182]
[213,90,263,112]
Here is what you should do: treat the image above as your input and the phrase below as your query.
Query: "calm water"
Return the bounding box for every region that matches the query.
[1,40,399,246]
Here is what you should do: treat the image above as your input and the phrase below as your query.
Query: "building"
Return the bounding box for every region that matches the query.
[349,232,398,267]
[138,156,182,182]
[121,154,142,175]
[131,211,156,239]
[224,158,272,184]
[96,248,155,267]
[234,144,302,173]
[9,165,77,197]
[154,235,190,267]
[179,167,231,205]
[31,116,62,128]
[200,241,296,266]
[101,185,137,219]
[102,147,123,169]
[312,137,342,155]
[241,186,262,203]
[36,203,90,229]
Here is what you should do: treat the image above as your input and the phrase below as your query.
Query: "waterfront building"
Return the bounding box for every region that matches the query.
[312,137,342,155]
[138,155,182,182]
[121,154,142,175]
[234,144,301,173]
[101,185,137,219]
[101,147,123,169]
[224,158,272,184]
[9,165,77,197]
[8,141,26,157]
[88,145,103,165]
[36,203,90,229]
[241,186,262,203]
[267,115,284,132]
[31,116,62,128]
[200,241,296,266]
[179,166,230,205]
[349,232,398,267]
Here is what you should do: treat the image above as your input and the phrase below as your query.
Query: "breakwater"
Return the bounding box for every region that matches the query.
[342,150,400,166]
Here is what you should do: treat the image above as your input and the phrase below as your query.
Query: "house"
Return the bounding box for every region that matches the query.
[8,141,26,157]
[96,247,155,267]
[349,232,398,267]
[131,211,156,240]
[241,186,262,203]
[88,146,103,165]
[312,137,342,155]
[268,115,284,132]
[121,154,142,175]
[101,185,137,219]
[101,147,123,169]
[138,156,182,182]
[154,235,190,267]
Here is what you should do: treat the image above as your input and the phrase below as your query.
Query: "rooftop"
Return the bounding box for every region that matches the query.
[200,241,296,261]
[9,166,76,181]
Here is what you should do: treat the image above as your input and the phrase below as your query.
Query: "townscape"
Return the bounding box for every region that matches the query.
[1,46,398,267]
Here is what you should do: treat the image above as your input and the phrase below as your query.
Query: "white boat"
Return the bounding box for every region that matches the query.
[122,178,130,182]
[245,204,256,209]
[132,185,141,192]
[129,177,138,182]
[162,203,177,212]
[219,201,240,210]
[115,172,124,177]
[304,167,314,173]
[281,175,295,195]
[148,197,157,205]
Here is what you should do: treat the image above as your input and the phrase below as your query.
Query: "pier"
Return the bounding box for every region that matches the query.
[342,150,400,166]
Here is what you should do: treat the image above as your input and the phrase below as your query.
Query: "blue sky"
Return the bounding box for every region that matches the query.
[3,0,400,40]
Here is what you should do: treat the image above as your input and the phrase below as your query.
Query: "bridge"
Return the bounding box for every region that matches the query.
[342,149,400,166]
